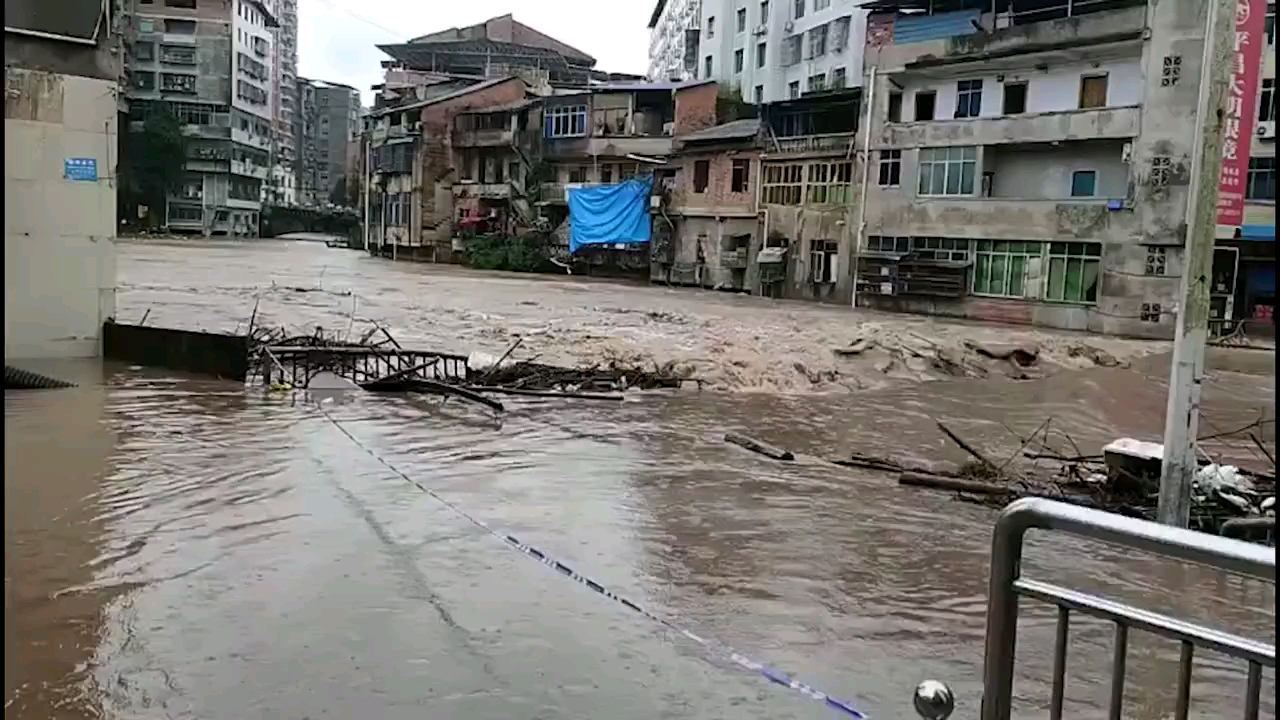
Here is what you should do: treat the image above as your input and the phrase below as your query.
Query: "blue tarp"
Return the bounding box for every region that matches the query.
[567,176,653,253]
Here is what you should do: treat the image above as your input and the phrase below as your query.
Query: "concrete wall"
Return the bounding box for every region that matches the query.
[5,69,118,359]
[986,140,1129,199]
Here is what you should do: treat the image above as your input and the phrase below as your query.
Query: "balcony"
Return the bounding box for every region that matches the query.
[766,132,857,157]
[584,136,674,158]
[870,197,1135,242]
[453,128,514,148]
[231,159,269,180]
[181,124,231,139]
[453,182,511,200]
[231,127,271,150]
[539,182,574,204]
[881,106,1141,148]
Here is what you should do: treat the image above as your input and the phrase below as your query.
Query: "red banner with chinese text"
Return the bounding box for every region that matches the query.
[1216,0,1267,227]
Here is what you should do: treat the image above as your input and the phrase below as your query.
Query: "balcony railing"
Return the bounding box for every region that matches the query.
[768,132,857,156]
[881,106,1141,148]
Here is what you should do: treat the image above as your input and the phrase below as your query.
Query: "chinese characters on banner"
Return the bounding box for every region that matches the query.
[1216,0,1267,227]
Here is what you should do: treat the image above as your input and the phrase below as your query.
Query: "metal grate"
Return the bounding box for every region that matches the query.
[981,498,1275,720]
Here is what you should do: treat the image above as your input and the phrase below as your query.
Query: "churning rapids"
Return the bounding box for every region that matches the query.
[5,238,1275,720]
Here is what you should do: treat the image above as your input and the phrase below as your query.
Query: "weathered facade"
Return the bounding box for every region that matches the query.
[654,119,765,291]
[6,0,121,358]
[295,78,361,207]
[854,0,1269,339]
[757,89,862,303]
[367,76,530,261]
[451,99,544,236]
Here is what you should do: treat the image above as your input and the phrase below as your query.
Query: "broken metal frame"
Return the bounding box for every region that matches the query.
[253,345,469,388]
[981,497,1275,720]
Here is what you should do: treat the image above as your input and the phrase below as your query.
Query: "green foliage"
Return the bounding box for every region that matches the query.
[462,233,557,273]
[716,86,757,124]
[125,102,187,222]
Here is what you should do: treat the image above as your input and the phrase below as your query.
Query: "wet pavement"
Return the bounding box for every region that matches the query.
[5,239,1275,719]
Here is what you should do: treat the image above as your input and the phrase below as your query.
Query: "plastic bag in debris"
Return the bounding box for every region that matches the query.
[1193,464,1254,495]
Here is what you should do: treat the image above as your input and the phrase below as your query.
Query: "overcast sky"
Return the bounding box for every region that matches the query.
[296,0,653,105]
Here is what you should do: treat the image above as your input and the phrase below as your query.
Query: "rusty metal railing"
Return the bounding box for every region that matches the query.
[975,498,1275,720]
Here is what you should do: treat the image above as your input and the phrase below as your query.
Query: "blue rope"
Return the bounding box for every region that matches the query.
[317,405,868,718]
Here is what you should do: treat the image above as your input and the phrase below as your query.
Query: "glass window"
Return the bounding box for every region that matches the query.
[1247,157,1276,200]
[877,149,901,187]
[737,8,747,32]
[1071,170,1097,197]
[917,146,977,196]
[544,105,587,138]
[734,49,744,74]
[955,79,983,119]
[762,163,803,205]
[1045,242,1102,304]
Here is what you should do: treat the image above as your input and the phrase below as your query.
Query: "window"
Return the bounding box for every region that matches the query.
[794,0,805,18]
[1247,157,1276,200]
[810,239,837,284]
[783,35,802,65]
[1045,242,1101,304]
[1070,170,1097,197]
[162,72,197,94]
[544,105,587,138]
[705,55,713,78]
[1266,3,1275,45]
[954,79,983,118]
[830,15,851,52]
[754,85,764,104]
[917,146,977,196]
[757,42,767,67]
[164,18,196,33]
[693,160,710,193]
[568,166,587,183]
[160,43,197,65]
[138,18,155,32]
[887,91,903,122]
[877,149,901,187]
[814,0,830,9]
[805,161,853,204]
[165,0,196,7]
[761,1,770,20]
[134,42,155,61]
[168,204,203,222]
[734,49,744,73]
[807,23,828,58]
[133,71,156,90]
[807,73,826,92]
[1079,74,1108,109]
[973,241,1042,299]
[731,159,750,193]
[1261,79,1275,123]
[914,91,936,121]
[788,81,801,99]
[1002,82,1027,115]
[737,8,747,32]
[830,67,847,89]
[762,163,803,204]
[707,16,715,38]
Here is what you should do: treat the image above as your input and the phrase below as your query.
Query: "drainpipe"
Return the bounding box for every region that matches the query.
[852,65,877,310]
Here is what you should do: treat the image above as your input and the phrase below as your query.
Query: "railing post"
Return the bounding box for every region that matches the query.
[981,503,1028,720]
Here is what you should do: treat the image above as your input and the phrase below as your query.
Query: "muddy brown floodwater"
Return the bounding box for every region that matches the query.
[5,238,1275,720]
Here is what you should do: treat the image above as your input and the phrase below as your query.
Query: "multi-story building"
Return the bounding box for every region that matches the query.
[295,78,361,207]
[123,0,278,235]
[6,0,121,358]
[849,0,1272,339]
[648,0,869,104]
[268,0,299,204]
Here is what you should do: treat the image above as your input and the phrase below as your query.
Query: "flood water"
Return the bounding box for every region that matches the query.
[6,239,1275,720]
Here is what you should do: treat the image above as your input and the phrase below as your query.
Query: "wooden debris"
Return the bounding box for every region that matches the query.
[468,386,624,402]
[361,377,505,412]
[724,432,794,461]
[898,472,1011,497]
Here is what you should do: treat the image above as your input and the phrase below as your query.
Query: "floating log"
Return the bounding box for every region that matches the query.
[898,471,1011,497]
[361,378,505,412]
[724,432,794,461]
[467,385,624,401]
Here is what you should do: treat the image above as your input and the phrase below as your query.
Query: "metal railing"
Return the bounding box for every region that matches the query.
[978,498,1275,720]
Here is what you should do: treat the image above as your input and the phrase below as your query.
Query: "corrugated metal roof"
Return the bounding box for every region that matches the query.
[678,119,762,144]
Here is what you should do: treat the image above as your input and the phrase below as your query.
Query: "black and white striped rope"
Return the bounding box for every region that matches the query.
[316,405,868,719]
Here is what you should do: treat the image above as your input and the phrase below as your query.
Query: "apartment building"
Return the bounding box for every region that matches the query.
[648,0,869,104]
[852,0,1272,339]
[452,99,545,237]
[124,0,278,235]
[268,0,299,203]
[295,78,361,207]
[6,0,121,358]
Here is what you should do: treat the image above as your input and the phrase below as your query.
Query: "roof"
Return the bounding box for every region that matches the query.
[368,76,524,118]
[678,119,763,144]
[455,97,539,115]
[648,0,668,28]
[588,79,716,93]
[407,13,595,66]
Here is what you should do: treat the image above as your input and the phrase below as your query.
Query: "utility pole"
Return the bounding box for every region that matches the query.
[1157,0,1235,527]
[851,65,877,311]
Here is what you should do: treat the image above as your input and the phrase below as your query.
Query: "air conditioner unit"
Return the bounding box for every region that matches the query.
[753,23,768,36]
[1257,121,1276,140]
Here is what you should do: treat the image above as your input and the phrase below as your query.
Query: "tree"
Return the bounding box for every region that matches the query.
[125,102,186,226]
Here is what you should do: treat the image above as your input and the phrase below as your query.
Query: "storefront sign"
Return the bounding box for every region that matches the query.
[1216,0,1267,227]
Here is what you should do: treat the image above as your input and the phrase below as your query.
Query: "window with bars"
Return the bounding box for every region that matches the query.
[917,146,977,196]
[544,105,587,138]
[762,163,803,205]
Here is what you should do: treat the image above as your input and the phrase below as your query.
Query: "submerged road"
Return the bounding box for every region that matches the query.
[5,239,1275,719]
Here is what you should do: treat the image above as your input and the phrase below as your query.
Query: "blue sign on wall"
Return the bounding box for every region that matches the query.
[64,158,98,182]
